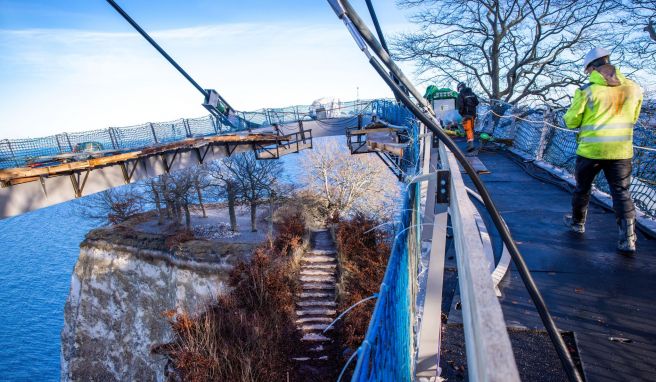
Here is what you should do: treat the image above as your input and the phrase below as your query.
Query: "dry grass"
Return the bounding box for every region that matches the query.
[153,212,307,382]
[334,214,390,351]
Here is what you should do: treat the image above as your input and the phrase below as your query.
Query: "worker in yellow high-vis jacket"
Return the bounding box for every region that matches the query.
[563,48,643,255]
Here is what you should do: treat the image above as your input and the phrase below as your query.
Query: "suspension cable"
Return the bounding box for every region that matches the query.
[327,1,584,381]
[105,0,235,114]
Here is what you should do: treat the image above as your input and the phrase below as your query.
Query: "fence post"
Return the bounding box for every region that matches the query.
[150,123,158,144]
[536,108,555,161]
[108,127,118,149]
[210,116,218,134]
[55,135,64,153]
[183,119,192,137]
[63,133,73,151]
[3,140,20,168]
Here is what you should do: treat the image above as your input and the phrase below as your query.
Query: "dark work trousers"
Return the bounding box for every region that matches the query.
[572,155,635,221]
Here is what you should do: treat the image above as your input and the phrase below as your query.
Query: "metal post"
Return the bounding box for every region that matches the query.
[536,108,554,161]
[184,119,192,137]
[64,133,73,151]
[4,140,20,168]
[108,127,118,149]
[298,120,306,144]
[150,123,158,144]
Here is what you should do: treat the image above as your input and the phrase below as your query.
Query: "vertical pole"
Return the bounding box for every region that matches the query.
[55,135,64,153]
[536,108,554,161]
[64,133,73,151]
[298,120,306,144]
[150,123,159,144]
[108,127,118,149]
[184,119,192,137]
[4,140,20,168]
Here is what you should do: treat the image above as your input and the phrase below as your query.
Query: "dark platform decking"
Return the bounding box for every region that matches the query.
[448,145,656,382]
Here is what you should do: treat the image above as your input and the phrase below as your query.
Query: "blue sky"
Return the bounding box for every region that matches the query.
[0,1,418,138]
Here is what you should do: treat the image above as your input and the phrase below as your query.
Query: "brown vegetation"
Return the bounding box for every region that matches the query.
[153,212,307,382]
[334,214,390,351]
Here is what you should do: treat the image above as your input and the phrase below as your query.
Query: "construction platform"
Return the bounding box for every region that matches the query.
[444,142,656,382]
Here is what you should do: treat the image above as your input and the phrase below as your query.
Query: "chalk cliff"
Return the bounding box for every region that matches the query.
[61,228,247,381]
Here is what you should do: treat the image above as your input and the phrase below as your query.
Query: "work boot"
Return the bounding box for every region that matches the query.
[564,209,587,234]
[466,141,475,152]
[617,218,637,255]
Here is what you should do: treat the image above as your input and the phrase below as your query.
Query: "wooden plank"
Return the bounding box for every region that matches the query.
[466,156,491,174]
[88,151,141,166]
[439,141,520,382]
[348,127,399,135]
[366,141,406,157]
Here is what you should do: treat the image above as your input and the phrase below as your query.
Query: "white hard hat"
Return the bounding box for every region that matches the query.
[582,48,611,72]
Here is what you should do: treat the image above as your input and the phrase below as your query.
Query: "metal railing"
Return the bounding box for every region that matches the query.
[476,104,656,220]
[0,100,376,170]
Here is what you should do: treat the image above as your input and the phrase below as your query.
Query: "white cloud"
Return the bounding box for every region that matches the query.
[0,22,415,138]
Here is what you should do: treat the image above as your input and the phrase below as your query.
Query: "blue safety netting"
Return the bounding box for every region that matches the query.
[477,103,656,219]
[352,100,421,381]
[0,100,374,170]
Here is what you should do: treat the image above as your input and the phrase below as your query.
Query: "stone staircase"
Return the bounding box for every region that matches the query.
[294,229,338,375]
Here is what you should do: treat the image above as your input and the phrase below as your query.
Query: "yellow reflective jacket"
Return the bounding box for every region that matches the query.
[563,67,643,160]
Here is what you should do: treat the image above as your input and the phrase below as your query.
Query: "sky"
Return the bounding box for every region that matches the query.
[0,1,419,138]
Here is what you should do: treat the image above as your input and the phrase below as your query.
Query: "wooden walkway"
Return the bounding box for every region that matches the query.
[447,146,656,381]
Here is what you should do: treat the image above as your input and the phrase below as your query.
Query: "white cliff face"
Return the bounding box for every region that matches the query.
[61,240,235,382]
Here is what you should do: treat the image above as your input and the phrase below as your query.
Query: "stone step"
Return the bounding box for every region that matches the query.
[296,308,337,316]
[301,333,331,342]
[301,263,336,270]
[302,283,336,290]
[300,275,336,283]
[296,316,333,324]
[301,255,336,263]
[307,249,337,255]
[301,323,333,332]
[292,355,330,362]
[308,345,325,352]
[297,300,336,308]
[300,269,334,276]
[300,292,333,299]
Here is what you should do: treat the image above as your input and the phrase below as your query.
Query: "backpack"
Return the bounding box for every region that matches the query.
[464,93,479,110]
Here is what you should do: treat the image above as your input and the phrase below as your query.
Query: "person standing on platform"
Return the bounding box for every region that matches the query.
[563,48,643,255]
[455,82,479,152]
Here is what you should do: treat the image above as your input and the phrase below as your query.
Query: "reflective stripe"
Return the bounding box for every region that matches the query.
[580,123,633,132]
[580,135,633,143]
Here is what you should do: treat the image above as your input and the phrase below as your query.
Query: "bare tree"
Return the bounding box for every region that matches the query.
[189,164,211,218]
[143,176,166,225]
[223,153,284,232]
[80,186,144,225]
[623,0,656,71]
[207,160,241,232]
[166,169,196,230]
[302,139,399,221]
[394,0,622,108]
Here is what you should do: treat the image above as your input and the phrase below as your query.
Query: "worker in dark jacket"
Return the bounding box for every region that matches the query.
[563,48,643,255]
[455,82,479,152]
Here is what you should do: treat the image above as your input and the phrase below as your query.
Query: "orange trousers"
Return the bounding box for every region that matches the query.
[462,116,475,142]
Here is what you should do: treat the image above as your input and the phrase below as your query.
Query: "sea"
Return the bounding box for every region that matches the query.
[0,200,100,381]
[0,145,317,381]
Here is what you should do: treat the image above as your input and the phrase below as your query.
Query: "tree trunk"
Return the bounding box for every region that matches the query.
[268,196,274,236]
[184,204,191,230]
[227,182,238,232]
[153,188,164,225]
[250,202,257,232]
[196,182,207,218]
[175,204,182,227]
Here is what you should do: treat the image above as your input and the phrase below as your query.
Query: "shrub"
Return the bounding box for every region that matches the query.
[334,214,390,350]
[154,211,305,381]
[164,230,195,251]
